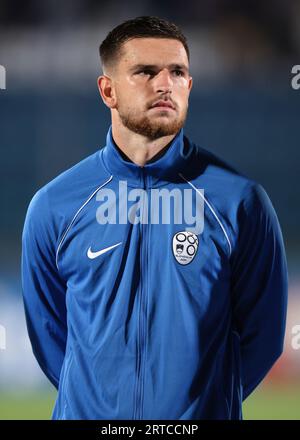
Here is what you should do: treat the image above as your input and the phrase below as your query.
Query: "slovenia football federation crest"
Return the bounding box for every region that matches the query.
[172,231,199,265]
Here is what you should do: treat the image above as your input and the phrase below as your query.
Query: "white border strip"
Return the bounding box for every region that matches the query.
[179,173,232,256]
[55,175,113,270]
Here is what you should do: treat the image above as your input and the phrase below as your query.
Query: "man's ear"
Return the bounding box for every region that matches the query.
[188,76,193,92]
[97,75,117,109]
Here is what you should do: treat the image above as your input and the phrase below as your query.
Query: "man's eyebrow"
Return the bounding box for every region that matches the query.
[129,63,189,73]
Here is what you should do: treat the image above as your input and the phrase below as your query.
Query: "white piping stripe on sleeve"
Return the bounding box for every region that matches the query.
[55,175,113,270]
[179,173,232,256]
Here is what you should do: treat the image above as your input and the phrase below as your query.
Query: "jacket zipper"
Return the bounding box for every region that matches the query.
[134,169,148,419]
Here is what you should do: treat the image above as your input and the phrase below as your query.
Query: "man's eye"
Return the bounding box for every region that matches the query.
[136,69,184,77]
[138,70,155,76]
[173,70,184,76]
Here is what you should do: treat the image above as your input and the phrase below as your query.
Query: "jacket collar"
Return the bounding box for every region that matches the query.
[101,125,195,188]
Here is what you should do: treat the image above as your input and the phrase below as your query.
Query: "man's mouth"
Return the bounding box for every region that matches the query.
[150,100,175,110]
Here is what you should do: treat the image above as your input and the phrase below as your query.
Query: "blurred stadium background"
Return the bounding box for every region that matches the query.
[0,0,300,419]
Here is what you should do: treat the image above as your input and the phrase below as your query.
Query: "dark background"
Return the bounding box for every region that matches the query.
[0,0,299,419]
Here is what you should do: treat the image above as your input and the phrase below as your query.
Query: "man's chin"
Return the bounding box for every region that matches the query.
[140,123,182,140]
[119,112,186,140]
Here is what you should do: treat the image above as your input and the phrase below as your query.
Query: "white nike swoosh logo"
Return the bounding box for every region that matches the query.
[87,242,122,259]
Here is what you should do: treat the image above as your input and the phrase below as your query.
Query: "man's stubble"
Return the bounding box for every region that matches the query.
[117,99,188,141]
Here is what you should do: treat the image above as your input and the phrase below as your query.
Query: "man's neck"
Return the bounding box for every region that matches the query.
[111,121,177,167]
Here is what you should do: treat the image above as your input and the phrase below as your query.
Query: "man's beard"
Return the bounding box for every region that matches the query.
[117,104,188,141]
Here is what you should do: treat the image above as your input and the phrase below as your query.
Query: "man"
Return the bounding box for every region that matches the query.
[21,16,288,420]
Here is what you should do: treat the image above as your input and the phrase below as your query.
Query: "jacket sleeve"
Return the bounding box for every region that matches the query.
[21,188,68,389]
[230,182,288,400]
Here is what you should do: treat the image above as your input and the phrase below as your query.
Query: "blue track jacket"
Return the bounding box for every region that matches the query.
[21,126,288,420]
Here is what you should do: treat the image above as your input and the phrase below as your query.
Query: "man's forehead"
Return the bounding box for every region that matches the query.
[120,37,189,65]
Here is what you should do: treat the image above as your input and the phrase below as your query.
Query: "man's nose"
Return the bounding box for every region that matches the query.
[153,68,173,93]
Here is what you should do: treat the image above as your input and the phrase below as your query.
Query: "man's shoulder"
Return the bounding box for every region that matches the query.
[41,148,110,195]
[184,139,275,249]
[25,148,111,227]
[186,140,260,202]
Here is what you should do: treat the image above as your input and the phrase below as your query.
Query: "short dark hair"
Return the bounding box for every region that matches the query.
[99,16,190,72]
